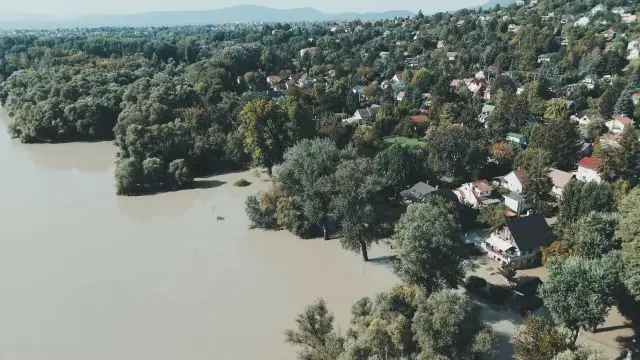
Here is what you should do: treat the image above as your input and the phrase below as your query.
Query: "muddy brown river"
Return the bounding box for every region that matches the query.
[0,108,398,360]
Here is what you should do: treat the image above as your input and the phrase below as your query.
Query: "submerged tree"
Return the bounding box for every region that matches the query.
[394,199,466,293]
[284,299,344,360]
[540,257,616,345]
[332,158,382,261]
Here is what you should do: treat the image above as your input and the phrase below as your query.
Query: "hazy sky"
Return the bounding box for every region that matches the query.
[1,0,486,16]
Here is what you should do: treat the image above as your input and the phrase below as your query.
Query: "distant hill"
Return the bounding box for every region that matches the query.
[476,0,516,10]
[0,5,414,30]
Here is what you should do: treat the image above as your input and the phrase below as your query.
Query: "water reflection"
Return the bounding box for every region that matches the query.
[0,108,115,173]
[11,141,116,173]
[116,181,221,223]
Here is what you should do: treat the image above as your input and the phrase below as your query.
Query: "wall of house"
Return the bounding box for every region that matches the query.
[503,172,523,193]
[577,167,602,183]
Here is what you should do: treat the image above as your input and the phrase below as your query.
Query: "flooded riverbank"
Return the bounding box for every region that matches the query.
[0,108,398,360]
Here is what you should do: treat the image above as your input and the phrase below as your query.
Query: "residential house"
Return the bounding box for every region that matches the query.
[379,51,390,59]
[395,91,406,102]
[400,182,460,205]
[501,169,528,194]
[392,72,404,84]
[506,133,527,145]
[409,114,429,124]
[266,75,282,87]
[591,4,606,15]
[581,74,600,89]
[570,113,597,127]
[481,215,555,268]
[508,24,522,32]
[560,37,569,46]
[467,78,487,97]
[548,168,574,198]
[297,74,313,88]
[503,192,533,215]
[622,14,637,24]
[599,132,622,148]
[342,105,380,125]
[606,115,634,133]
[479,104,496,124]
[603,27,616,41]
[580,142,594,157]
[538,53,553,63]
[484,86,492,101]
[446,52,458,61]
[628,48,640,60]
[450,79,464,88]
[575,17,590,27]
[454,180,499,209]
[299,47,317,58]
[576,157,602,183]
[632,92,640,105]
[515,0,525,5]
[612,7,628,15]
[437,40,445,49]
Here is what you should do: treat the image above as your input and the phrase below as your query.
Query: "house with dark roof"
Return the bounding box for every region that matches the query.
[400,182,460,206]
[481,215,555,268]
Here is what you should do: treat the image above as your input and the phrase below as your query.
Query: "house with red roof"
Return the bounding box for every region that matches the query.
[606,115,634,134]
[453,180,498,209]
[576,157,602,184]
[408,114,429,124]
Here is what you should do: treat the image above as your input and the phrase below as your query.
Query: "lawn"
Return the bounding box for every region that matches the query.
[383,136,427,149]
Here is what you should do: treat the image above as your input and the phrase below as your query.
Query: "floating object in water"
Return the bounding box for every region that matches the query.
[216,216,225,221]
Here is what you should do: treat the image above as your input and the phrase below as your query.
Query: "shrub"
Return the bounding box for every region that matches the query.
[234,178,252,187]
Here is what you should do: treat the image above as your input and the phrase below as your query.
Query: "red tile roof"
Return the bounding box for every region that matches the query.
[578,157,602,171]
[612,115,634,125]
[409,115,429,123]
[473,180,493,193]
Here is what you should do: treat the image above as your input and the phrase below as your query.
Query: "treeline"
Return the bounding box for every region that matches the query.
[0,0,638,197]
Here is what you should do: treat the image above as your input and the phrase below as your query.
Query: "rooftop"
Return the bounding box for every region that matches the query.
[506,215,555,251]
[577,157,602,171]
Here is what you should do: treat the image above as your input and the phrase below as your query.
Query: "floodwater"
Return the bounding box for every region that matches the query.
[0,107,398,360]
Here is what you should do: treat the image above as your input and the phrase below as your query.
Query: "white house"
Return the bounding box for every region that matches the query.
[628,48,640,60]
[446,52,458,61]
[581,75,600,89]
[437,40,445,49]
[548,168,574,198]
[575,16,590,27]
[591,4,606,15]
[342,105,380,125]
[515,0,525,5]
[538,53,553,63]
[576,157,602,183]
[570,113,597,127]
[454,180,497,209]
[478,104,496,124]
[481,215,555,268]
[606,115,635,134]
[501,169,528,194]
[503,192,533,215]
[622,14,637,23]
[508,24,522,32]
